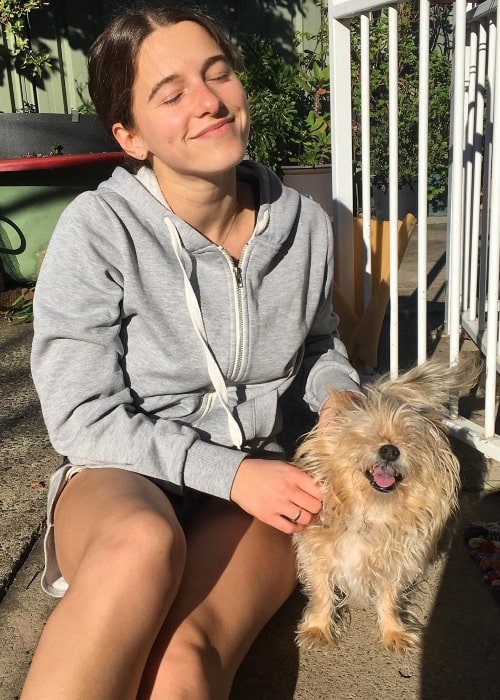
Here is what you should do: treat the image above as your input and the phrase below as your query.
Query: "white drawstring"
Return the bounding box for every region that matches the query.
[165,217,244,450]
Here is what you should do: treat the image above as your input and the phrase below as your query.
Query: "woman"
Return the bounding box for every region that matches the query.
[23,4,360,699]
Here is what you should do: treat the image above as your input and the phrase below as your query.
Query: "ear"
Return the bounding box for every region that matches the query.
[112,122,147,160]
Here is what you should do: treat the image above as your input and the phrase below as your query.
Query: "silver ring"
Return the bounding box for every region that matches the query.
[291,508,302,523]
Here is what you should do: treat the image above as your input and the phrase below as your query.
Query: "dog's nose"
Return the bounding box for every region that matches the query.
[379,444,400,462]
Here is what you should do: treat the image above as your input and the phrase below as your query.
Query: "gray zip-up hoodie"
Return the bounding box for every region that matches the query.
[31,161,359,500]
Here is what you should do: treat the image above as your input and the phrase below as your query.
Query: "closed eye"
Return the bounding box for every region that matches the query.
[206,70,232,83]
[162,91,183,105]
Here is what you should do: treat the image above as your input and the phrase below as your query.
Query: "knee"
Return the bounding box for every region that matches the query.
[113,509,185,572]
[84,509,187,593]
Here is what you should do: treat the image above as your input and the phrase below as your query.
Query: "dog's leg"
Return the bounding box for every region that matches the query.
[296,570,348,650]
[376,586,420,653]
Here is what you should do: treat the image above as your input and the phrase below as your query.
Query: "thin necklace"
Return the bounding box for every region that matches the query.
[217,200,239,250]
[158,181,238,249]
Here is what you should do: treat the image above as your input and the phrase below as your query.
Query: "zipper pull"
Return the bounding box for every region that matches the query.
[233,265,243,288]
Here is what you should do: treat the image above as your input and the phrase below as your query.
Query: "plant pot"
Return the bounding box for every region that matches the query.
[281,165,333,217]
[372,179,418,221]
[0,152,124,283]
[0,113,118,159]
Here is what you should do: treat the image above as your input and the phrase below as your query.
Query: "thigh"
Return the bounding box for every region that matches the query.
[24,469,187,700]
[54,467,182,583]
[141,498,298,696]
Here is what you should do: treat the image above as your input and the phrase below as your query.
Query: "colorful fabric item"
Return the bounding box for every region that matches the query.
[465,522,500,601]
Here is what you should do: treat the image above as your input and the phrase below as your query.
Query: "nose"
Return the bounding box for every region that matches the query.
[379,444,400,462]
[194,81,222,115]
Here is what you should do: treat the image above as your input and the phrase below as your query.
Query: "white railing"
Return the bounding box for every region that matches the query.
[328,0,500,459]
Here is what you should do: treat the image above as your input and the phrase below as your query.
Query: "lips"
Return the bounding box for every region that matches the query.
[365,464,403,493]
[194,118,233,138]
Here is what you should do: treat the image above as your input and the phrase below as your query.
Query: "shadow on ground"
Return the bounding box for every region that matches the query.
[420,489,500,699]
[231,591,303,700]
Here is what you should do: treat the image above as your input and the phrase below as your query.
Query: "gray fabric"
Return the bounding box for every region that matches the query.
[31,161,359,500]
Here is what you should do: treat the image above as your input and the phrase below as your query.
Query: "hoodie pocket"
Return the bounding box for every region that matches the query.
[191,392,216,427]
[238,390,279,444]
[249,389,279,442]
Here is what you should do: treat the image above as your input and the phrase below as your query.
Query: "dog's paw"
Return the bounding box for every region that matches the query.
[296,624,336,651]
[381,628,420,654]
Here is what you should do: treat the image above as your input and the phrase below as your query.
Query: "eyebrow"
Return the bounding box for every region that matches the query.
[148,53,231,102]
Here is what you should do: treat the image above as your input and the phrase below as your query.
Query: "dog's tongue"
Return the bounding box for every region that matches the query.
[373,465,397,489]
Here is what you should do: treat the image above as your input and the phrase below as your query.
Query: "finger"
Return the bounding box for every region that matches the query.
[286,481,323,515]
[289,467,324,500]
[286,505,303,524]
[275,515,303,535]
[282,503,318,528]
[291,491,323,516]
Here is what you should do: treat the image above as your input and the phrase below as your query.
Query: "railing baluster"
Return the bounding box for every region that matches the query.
[328,0,500,458]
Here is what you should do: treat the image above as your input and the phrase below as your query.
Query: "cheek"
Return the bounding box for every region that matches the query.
[138,110,183,149]
[236,85,249,119]
[241,95,250,138]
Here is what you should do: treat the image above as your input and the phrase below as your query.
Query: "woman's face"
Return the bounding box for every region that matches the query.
[115,21,249,180]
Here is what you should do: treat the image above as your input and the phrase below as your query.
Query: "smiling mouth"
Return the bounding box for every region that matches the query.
[196,118,233,138]
[365,464,403,493]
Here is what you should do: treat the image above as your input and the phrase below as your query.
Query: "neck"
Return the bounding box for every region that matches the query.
[155,169,239,245]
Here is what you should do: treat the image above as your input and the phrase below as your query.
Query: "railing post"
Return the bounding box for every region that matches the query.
[329,2,356,311]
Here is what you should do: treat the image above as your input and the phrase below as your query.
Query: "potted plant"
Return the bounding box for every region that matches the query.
[0,0,123,285]
[350,2,452,220]
[240,0,333,212]
[239,36,306,175]
[288,0,331,167]
[280,0,333,213]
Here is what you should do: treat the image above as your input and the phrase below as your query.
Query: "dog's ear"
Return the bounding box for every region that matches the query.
[369,358,482,412]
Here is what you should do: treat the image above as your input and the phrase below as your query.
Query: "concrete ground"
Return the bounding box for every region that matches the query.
[1,218,500,699]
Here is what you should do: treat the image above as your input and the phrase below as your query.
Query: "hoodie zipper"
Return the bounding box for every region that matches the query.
[219,244,248,381]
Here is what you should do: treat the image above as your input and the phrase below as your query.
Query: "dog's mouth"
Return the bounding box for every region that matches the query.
[365,464,403,493]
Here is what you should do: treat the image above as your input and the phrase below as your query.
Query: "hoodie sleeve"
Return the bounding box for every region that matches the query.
[301,210,361,412]
[31,193,246,500]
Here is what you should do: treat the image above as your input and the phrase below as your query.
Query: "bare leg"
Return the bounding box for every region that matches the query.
[22,468,186,700]
[138,498,298,700]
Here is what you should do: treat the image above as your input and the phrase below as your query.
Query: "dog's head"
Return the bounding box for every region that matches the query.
[294,360,480,510]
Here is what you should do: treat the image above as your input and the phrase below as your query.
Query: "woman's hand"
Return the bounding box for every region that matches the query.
[230,458,323,534]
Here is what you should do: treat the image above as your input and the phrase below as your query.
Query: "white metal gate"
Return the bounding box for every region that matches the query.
[328,0,500,459]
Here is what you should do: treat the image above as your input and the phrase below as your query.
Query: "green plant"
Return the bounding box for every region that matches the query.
[4,285,34,323]
[350,2,452,201]
[240,0,331,171]
[75,81,97,115]
[0,0,51,78]
[239,37,306,174]
[292,0,331,166]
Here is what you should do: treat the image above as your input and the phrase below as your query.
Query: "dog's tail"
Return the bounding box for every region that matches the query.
[366,357,482,412]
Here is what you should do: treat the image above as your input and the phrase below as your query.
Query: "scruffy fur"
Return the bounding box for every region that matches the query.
[293,360,479,654]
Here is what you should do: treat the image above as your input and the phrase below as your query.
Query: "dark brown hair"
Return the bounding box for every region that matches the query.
[88,3,241,136]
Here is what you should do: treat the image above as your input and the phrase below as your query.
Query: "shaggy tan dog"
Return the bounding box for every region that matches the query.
[293,360,479,654]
